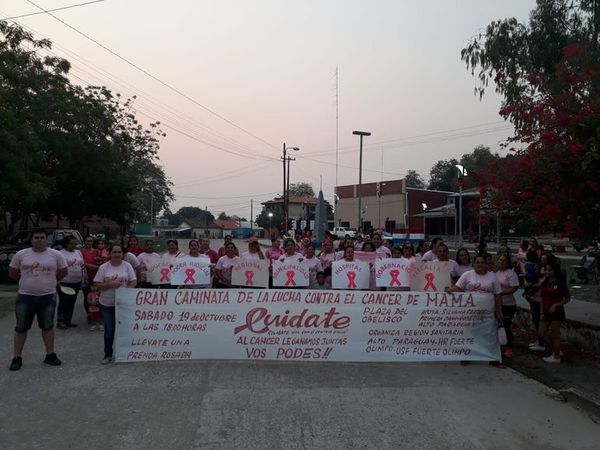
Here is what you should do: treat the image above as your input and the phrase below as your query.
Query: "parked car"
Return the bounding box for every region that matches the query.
[0,229,83,280]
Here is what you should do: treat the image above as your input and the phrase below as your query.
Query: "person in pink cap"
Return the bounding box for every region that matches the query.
[241,237,265,260]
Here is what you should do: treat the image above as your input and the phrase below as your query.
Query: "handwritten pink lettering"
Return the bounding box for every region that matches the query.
[234,307,351,334]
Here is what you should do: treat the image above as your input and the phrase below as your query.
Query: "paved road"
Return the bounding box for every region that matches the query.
[1,298,600,449]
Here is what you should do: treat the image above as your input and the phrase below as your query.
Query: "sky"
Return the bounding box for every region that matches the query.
[2,0,537,220]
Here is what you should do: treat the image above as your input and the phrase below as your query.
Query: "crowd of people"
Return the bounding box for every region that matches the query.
[7,228,571,370]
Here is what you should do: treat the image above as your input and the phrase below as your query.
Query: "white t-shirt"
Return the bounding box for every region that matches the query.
[455,270,501,294]
[319,252,336,269]
[215,255,237,284]
[123,252,140,269]
[163,251,182,266]
[455,264,472,277]
[279,253,304,263]
[10,248,67,296]
[304,256,323,288]
[241,251,262,260]
[434,258,460,279]
[60,249,84,284]
[93,261,137,306]
[375,246,392,258]
[421,250,436,262]
[137,252,160,282]
[496,268,520,306]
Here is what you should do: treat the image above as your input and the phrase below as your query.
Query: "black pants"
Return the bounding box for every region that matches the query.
[501,305,517,348]
[57,282,81,324]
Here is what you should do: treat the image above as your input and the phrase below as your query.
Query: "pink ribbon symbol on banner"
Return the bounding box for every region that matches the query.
[424,272,437,291]
[160,268,170,282]
[285,270,296,286]
[347,271,357,289]
[389,269,402,287]
[245,271,254,286]
[183,268,196,284]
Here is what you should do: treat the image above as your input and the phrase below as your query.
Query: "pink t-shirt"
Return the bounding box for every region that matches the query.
[265,247,284,264]
[94,261,137,306]
[496,268,520,305]
[215,255,237,284]
[455,270,501,294]
[60,249,84,283]
[10,248,67,296]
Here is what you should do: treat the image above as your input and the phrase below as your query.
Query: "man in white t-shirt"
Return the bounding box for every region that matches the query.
[8,229,68,371]
[137,239,161,286]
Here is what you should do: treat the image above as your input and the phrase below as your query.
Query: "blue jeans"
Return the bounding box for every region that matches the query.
[100,304,116,357]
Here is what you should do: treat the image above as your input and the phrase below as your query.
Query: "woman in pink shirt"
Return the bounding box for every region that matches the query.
[94,245,137,364]
[57,236,84,329]
[265,238,284,263]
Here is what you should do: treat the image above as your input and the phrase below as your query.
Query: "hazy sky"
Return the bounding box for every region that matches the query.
[2,0,536,219]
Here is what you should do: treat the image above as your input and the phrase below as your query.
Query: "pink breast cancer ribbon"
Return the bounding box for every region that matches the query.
[160,268,170,282]
[183,268,196,284]
[347,271,357,289]
[285,270,296,286]
[245,271,254,286]
[424,272,437,291]
[389,269,402,287]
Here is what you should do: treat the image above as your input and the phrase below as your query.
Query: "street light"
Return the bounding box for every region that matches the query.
[422,203,428,238]
[282,143,300,236]
[455,164,468,247]
[352,130,371,233]
[268,212,273,236]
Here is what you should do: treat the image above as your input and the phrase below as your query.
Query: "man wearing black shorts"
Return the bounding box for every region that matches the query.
[8,229,68,371]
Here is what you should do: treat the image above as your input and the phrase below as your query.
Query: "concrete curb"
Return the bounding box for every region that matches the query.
[558,388,600,424]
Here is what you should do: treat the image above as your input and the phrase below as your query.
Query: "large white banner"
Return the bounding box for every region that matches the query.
[115,288,500,363]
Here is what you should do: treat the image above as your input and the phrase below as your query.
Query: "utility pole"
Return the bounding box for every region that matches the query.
[335,66,339,187]
[250,199,253,233]
[353,130,371,233]
[281,143,300,236]
[282,143,286,234]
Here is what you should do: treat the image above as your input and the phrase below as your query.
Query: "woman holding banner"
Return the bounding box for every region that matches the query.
[280,238,303,263]
[450,254,504,367]
[163,239,182,265]
[455,248,473,279]
[215,243,238,288]
[93,245,137,364]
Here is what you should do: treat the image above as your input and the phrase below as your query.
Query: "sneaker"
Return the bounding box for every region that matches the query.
[99,324,104,331]
[529,343,545,351]
[67,323,78,328]
[543,355,561,364]
[43,353,62,366]
[101,356,113,365]
[56,322,68,330]
[89,325,97,331]
[502,348,514,358]
[9,357,22,371]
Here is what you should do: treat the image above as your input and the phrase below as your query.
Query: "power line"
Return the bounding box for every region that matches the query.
[175,191,280,200]
[3,0,104,19]
[9,18,274,160]
[24,0,281,153]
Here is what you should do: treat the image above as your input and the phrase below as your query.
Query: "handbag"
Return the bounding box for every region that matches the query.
[497,321,507,346]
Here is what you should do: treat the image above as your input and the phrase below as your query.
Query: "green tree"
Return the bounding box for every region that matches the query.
[288,182,315,197]
[255,209,284,232]
[166,207,214,226]
[404,170,425,188]
[0,21,173,232]
[427,158,459,191]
